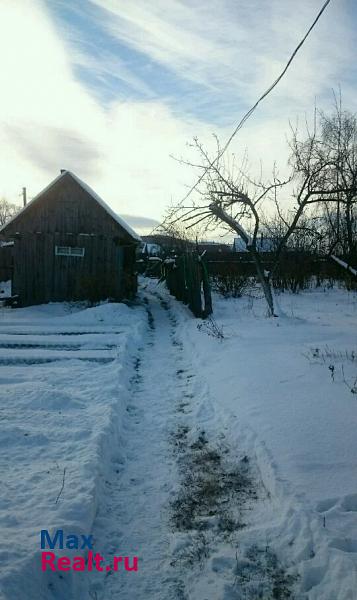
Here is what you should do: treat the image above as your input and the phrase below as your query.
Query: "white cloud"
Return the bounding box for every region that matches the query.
[0,0,356,238]
[0,0,210,228]
[0,0,104,198]
[88,0,355,112]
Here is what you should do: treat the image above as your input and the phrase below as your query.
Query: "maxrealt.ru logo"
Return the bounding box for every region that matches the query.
[40,530,138,573]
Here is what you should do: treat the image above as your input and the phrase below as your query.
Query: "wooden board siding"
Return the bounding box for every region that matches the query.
[0,245,13,282]
[3,173,133,240]
[11,233,134,305]
[0,172,139,306]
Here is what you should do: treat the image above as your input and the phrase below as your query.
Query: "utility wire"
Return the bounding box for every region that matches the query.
[180,0,332,204]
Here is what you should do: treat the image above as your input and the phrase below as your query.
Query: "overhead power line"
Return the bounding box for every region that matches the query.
[180,0,333,204]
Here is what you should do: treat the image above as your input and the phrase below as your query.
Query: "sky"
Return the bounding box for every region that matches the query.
[0,0,356,237]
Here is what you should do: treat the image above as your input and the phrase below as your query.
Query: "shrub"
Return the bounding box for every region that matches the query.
[210,272,249,298]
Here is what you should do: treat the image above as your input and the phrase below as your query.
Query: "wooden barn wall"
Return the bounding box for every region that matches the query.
[0,245,13,282]
[2,173,139,305]
[3,174,133,241]
[12,233,131,306]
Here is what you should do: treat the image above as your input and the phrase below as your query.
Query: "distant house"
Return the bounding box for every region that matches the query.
[233,235,277,253]
[0,171,141,306]
[141,242,163,257]
[197,241,232,256]
[140,236,232,258]
[141,234,194,255]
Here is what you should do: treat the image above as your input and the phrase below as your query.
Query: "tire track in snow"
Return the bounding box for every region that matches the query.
[88,290,195,600]
[153,286,299,600]
[88,285,299,600]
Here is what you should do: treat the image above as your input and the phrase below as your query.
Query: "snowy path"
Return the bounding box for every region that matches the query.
[87,288,302,600]
[1,286,356,599]
[89,290,192,599]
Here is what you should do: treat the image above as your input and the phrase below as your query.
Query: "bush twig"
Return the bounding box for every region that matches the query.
[55,467,66,504]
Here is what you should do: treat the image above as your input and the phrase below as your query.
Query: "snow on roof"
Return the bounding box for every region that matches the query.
[233,236,275,252]
[142,242,162,256]
[0,171,141,242]
[68,171,141,242]
[233,237,248,252]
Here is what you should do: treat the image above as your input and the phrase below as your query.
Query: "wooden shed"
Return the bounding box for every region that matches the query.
[0,171,141,306]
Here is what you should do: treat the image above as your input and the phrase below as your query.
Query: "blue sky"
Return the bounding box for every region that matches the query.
[0,0,356,235]
[45,0,357,122]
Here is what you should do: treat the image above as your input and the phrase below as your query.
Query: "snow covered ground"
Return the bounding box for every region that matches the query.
[0,301,146,599]
[0,282,356,599]
[170,283,357,599]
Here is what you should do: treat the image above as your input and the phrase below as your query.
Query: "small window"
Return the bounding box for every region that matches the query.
[55,246,85,257]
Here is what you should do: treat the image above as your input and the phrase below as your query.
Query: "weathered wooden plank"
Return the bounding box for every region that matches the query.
[1,173,139,306]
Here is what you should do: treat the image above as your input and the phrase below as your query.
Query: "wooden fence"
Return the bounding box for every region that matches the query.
[163,253,212,318]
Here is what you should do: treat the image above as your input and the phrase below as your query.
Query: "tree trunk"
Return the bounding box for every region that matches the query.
[208,203,276,316]
[250,249,275,316]
[200,258,213,317]
[345,198,355,257]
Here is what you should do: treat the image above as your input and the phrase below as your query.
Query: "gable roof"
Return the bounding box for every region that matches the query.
[233,236,276,252]
[0,170,141,242]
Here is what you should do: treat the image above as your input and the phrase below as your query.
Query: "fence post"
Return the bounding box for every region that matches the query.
[200,258,212,316]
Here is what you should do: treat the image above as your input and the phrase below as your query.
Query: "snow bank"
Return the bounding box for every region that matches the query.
[166,284,357,599]
[0,281,11,299]
[0,301,146,599]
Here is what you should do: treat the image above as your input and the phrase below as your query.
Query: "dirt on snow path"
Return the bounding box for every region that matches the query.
[88,287,298,600]
[88,289,192,599]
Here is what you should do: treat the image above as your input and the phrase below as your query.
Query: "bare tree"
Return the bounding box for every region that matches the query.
[0,198,21,228]
[317,99,357,258]
[168,102,356,315]
[157,219,197,255]
[283,100,357,271]
[168,137,288,315]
